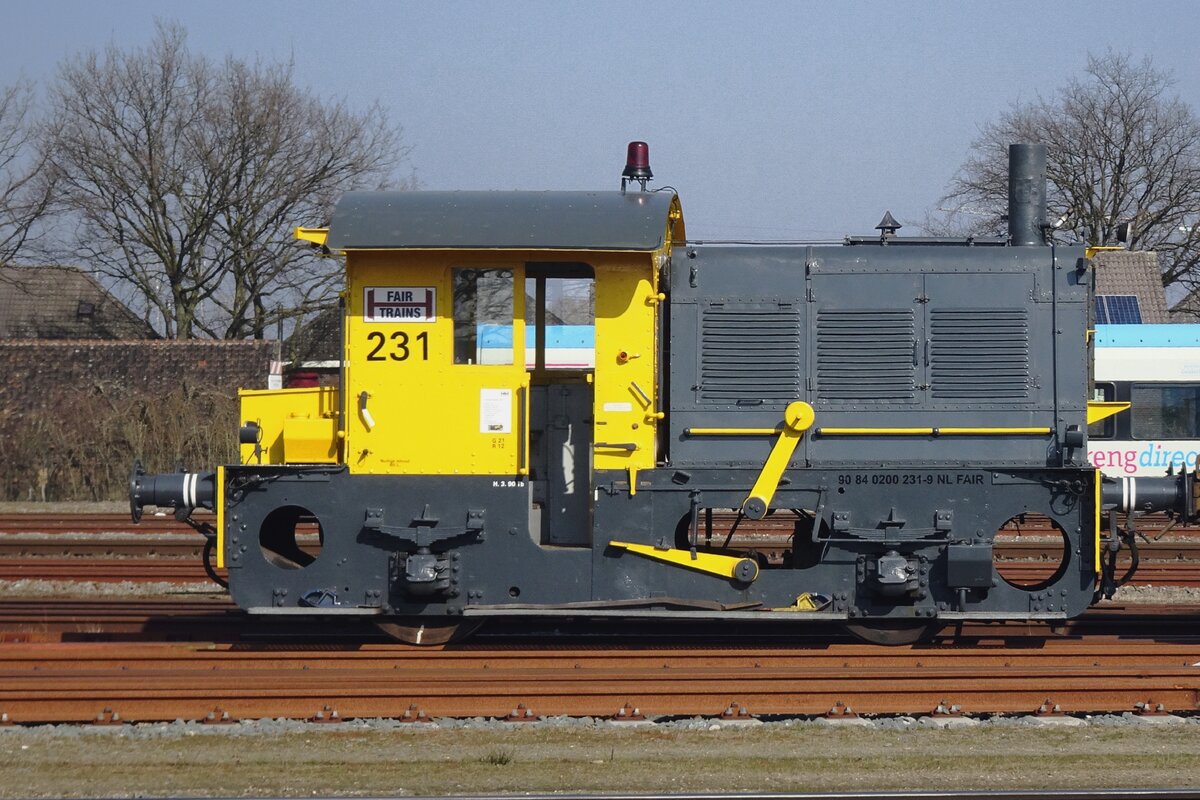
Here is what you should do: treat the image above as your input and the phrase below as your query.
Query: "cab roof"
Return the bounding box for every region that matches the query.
[325,190,680,252]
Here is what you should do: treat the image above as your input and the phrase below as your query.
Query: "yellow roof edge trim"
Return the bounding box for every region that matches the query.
[668,194,687,243]
[295,227,329,247]
[1087,245,1124,259]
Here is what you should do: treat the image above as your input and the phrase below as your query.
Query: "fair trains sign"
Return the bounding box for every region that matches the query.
[364,287,437,322]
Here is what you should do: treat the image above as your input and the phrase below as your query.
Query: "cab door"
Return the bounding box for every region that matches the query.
[344,251,527,476]
[525,262,595,545]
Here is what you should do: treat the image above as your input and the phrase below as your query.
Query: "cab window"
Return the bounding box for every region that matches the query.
[525,274,595,370]
[452,268,514,365]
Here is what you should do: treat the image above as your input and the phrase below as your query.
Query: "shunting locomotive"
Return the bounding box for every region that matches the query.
[130,142,1200,644]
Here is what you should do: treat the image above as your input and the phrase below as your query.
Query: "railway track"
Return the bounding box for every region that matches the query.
[0,537,203,558]
[0,512,201,535]
[0,635,1198,724]
[0,595,1197,725]
[0,558,219,582]
[0,597,1196,642]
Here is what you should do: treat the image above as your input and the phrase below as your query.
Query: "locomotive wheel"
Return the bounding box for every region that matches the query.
[844,620,942,646]
[376,619,483,646]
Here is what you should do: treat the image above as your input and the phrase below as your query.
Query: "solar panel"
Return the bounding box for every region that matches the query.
[1096,294,1142,325]
[1105,295,1143,324]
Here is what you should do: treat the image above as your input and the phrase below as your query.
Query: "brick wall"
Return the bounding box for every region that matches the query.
[0,340,275,501]
[0,340,274,408]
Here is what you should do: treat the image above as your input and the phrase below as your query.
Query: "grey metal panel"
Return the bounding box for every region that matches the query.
[673,246,807,295]
[667,247,809,466]
[807,268,1051,466]
[810,271,924,408]
[668,242,1088,470]
[698,302,802,404]
[671,411,789,467]
[922,272,1042,409]
[929,308,1030,400]
[326,191,676,251]
[815,306,919,404]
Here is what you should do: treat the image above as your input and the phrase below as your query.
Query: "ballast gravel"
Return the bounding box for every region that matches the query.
[2,711,1198,741]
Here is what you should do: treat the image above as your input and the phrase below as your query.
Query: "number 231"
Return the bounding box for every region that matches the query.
[366,331,428,361]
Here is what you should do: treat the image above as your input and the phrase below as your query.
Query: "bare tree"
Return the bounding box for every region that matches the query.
[207,59,407,339]
[0,80,55,265]
[46,25,227,338]
[939,52,1200,299]
[45,22,408,338]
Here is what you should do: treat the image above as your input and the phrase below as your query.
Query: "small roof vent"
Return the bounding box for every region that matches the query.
[876,211,902,240]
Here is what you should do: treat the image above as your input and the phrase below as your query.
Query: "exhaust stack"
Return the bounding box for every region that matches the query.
[1008,143,1048,246]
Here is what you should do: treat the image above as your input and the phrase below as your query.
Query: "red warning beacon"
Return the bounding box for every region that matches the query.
[621,141,653,192]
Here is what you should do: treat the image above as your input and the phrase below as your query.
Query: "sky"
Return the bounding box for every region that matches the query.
[4,1,1200,241]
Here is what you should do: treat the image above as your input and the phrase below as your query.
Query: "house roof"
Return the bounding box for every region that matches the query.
[1092,251,1170,324]
[0,266,156,339]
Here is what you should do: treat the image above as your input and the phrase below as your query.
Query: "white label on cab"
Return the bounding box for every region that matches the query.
[480,388,512,433]
[363,287,436,322]
[602,402,633,412]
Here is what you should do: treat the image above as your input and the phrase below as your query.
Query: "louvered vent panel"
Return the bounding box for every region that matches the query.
[699,307,801,403]
[929,309,1029,400]
[816,309,916,402]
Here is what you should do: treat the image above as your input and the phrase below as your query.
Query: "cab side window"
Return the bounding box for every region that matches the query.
[525,275,595,370]
[452,268,514,365]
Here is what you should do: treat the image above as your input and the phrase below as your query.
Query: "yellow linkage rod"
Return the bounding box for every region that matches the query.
[743,401,815,519]
[609,541,759,583]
